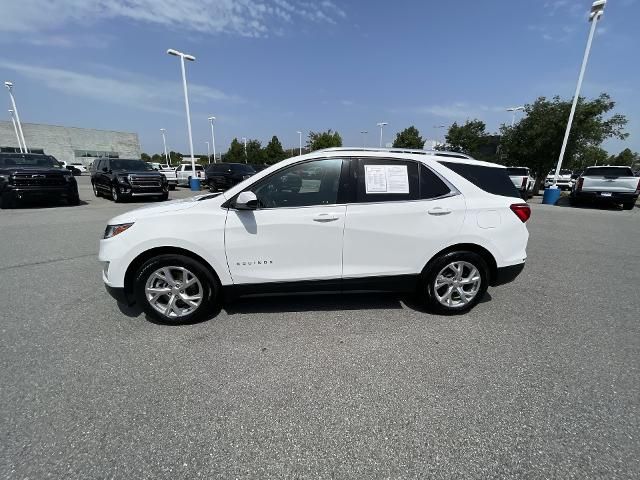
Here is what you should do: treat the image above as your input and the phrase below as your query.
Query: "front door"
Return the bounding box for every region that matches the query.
[225,158,347,285]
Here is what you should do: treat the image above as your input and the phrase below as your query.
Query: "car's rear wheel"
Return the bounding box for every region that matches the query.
[622,201,635,210]
[423,251,489,314]
[68,192,80,206]
[134,254,218,324]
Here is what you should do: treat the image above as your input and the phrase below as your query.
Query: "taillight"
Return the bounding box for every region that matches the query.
[577,177,584,191]
[521,177,527,189]
[636,178,640,193]
[510,203,531,223]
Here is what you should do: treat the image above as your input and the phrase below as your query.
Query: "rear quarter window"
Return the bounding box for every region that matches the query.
[439,161,520,198]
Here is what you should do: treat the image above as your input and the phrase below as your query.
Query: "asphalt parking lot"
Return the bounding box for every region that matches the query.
[1,175,639,479]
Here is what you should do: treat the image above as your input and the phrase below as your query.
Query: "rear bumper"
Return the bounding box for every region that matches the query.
[491,262,525,287]
[573,190,638,202]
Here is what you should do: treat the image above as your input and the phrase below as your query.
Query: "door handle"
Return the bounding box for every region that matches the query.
[313,213,340,222]
[428,207,452,216]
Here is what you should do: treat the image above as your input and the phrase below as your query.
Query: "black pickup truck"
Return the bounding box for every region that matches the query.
[0,153,80,209]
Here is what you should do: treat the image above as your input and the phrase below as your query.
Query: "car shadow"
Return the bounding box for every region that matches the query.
[4,198,89,209]
[554,196,626,211]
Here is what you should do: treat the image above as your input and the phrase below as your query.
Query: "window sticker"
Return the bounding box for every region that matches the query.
[365,165,409,194]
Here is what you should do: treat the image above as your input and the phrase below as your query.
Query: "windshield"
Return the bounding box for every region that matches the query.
[110,159,154,171]
[0,154,62,168]
[583,167,634,177]
[506,167,529,176]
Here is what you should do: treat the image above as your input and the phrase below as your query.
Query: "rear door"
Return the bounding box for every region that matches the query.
[342,158,466,279]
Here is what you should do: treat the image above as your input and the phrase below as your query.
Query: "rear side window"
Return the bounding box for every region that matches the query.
[420,164,451,199]
[583,167,633,177]
[356,158,419,203]
[506,167,529,176]
[440,161,520,198]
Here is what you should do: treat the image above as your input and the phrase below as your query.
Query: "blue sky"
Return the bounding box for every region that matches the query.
[1,0,638,156]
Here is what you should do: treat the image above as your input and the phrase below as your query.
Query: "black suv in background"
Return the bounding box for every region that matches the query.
[205,163,255,192]
[91,158,168,202]
[0,153,79,209]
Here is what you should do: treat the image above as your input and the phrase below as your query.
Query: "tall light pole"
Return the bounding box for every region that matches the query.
[376,122,388,147]
[8,109,24,153]
[160,128,170,165]
[208,116,217,163]
[166,48,198,190]
[360,130,368,148]
[4,82,28,153]
[241,137,247,163]
[296,131,303,155]
[433,125,446,147]
[205,141,210,162]
[551,0,606,192]
[506,106,524,127]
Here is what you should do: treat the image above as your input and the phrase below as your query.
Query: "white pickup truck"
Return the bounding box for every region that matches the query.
[544,169,574,191]
[176,163,206,187]
[157,164,178,190]
[506,166,535,199]
[570,166,639,210]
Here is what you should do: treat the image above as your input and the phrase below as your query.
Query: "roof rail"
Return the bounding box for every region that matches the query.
[317,147,473,159]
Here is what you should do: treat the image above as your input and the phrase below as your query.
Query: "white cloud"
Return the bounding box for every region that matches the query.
[398,102,504,120]
[0,60,244,115]
[340,99,354,106]
[0,0,346,38]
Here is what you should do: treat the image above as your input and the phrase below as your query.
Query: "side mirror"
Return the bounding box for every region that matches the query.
[235,191,258,210]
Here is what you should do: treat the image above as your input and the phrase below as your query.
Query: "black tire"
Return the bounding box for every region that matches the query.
[422,251,489,314]
[92,182,101,197]
[1,191,17,209]
[133,254,219,325]
[569,196,580,207]
[158,193,169,201]
[169,184,176,191]
[68,193,80,206]
[111,185,122,203]
[622,201,635,210]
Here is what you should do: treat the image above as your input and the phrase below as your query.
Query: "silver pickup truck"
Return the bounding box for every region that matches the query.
[570,166,639,210]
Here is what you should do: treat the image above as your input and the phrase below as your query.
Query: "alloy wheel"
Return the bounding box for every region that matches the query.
[144,266,203,318]
[433,261,482,308]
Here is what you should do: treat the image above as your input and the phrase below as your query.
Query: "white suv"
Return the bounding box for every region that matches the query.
[99,148,530,324]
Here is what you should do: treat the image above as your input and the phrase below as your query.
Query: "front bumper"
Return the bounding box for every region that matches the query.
[491,262,525,287]
[4,185,77,199]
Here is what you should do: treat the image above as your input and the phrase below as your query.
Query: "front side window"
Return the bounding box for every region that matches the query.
[251,158,342,208]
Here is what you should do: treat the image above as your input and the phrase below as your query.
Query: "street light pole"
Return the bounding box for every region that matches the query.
[205,141,210,162]
[8,109,23,153]
[433,125,445,147]
[167,48,197,189]
[506,106,524,127]
[208,116,217,163]
[360,130,368,148]
[552,0,606,189]
[4,82,28,153]
[242,137,247,163]
[160,128,170,165]
[376,122,388,148]
[296,131,302,155]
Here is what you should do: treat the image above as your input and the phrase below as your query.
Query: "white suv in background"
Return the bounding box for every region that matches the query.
[99,148,530,324]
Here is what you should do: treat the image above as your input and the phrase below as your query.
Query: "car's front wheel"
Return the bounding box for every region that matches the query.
[423,251,489,314]
[111,185,122,203]
[92,182,101,197]
[134,254,218,324]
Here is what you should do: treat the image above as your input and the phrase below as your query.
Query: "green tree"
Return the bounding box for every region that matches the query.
[151,153,163,162]
[307,129,342,151]
[500,93,628,190]
[392,126,425,149]
[246,139,265,164]
[443,120,490,159]
[225,138,245,163]
[168,151,182,165]
[141,152,151,162]
[610,148,638,166]
[264,135,286,164]
[573,146,609,169]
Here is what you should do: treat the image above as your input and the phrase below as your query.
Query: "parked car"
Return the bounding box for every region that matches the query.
[99,148,530,324]
[570,166,639,210]
[66,165,82,176]
[506,166,534,199]
[0,153,79,209]
[69,162,88,174]
[156,164,178,190]
[544,169,574,190]
[205,163,256,192]
[91,158,169,203]
[176,163,206,187]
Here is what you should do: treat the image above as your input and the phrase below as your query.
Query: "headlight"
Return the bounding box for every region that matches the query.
[104,223,134,239]
[117,175,129,184]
